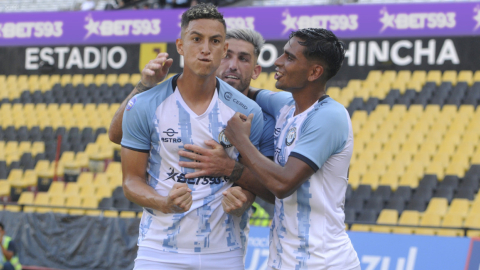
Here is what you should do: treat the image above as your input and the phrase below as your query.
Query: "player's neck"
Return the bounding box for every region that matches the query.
[177,72,217,115]
[292,83,326,116]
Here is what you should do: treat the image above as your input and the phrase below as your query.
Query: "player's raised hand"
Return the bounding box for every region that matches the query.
[225,112,253,148]
[141,52,173,88]
[162,183,192,214]
[222,186,254,217]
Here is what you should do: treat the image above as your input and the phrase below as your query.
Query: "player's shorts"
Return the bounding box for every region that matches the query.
[134,246,244,270]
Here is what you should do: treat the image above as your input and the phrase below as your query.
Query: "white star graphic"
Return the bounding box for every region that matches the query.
[281,10,297,35]
[379,10,395,32]
[84,14,100,39]
[474,9,480,31]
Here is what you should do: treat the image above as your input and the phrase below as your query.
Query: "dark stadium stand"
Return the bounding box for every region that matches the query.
[1,70,480,238]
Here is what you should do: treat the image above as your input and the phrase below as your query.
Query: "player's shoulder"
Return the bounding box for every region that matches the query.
[217,78,262,115]
[304,96,349,128]
[258,89,295,106]
[132,76,176,107]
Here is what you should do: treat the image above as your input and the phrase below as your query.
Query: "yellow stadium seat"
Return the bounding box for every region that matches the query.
[437,229,463,237]
[80,186,96,198]
[467,230,480,237]
[120,211,136,218]
[394,152,413,167]
[393,210,420,234]
[398,173,419,189]
[350,224,371,232]
[137,212,143,218]
[83,196,99,209]
[130,74,141,85]
[365,70,382,83]
[442,70,457,85]
[33,192,51,213]
[379,172,398,190]
[426,198,448,215]
[106,74,118,86]
[473,71,480,82]
[0,181,10,196]
[48,181,65,196]
[94,173,109,187]
[103,210,119,218]
[4,205,21,212]
[415,213,441,235]
[65,182,80,196]
[465,214,480,229]
[60,74,72,86]
[109,175,123,189]
[96,185,112,199]
[377,209,398,225]
[441,213,463,228]
[50,195,67,214]
[77,172,94,187]
[447,199,470,217]
[426,70,441,86]
[361,172,380,190]
[67,196,84,215]
[118,74,130,86]
[95,74,106,86]
[458,70,473,85]
[425,162,445,180]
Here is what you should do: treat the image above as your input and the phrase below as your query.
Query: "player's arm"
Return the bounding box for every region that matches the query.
[109,53,173,144]
[221,186,256,217]
[0,241,13,261]
[121,148,192,213]
[224,113,320,199]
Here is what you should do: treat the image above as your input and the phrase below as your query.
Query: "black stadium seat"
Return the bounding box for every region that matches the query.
[454,188,475,200]
[411,187,433,203]
[385,197,406,213]
[344,208,356,224]
[406,198,426,212]
[439,175,459,189]
[433,187,455,203]
[364,197,384,214]
[357,209,377,224]
[345,197,364,214]
[418,175,438,190]
[372,185,391,202]
[392,186,412,201]
[99,197,115,209]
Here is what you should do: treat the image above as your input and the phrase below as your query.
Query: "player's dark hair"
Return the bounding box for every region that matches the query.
[181,3,226,32]
[0,222,4,230]
[289,28,345,81]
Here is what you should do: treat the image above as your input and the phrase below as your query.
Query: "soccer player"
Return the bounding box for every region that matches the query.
[119,4,265,269]
[181,28,360,269]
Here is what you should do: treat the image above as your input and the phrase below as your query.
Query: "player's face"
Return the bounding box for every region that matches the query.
[177,19,227,78]
[274,37,311,92]
[217,39,258,93]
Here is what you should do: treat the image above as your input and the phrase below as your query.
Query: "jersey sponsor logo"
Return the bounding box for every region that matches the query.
[285,127,296,146]
[379,7,456,32]
[224,92,233,101]
[164,168,227,185]
[161,128,182,143]
[219,129,232,148]
[126,96,136,111]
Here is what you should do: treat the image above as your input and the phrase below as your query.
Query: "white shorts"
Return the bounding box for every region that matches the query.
[134,246,244,270]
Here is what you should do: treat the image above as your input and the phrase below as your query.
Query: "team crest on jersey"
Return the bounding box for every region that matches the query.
[126,96,137,111]
[285,127,296,146]
[218,129,232,148]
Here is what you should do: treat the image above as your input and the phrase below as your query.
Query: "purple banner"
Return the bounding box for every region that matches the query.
[0,2,480,46]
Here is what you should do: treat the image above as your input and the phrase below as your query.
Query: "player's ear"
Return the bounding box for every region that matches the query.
[251,64,262,80]
[222,40,228,58]
[176,38,184,56]
[308,64,323,82]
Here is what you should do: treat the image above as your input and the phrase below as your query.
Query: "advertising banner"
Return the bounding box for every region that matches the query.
[1,2,480,47]
[246,226,475,270]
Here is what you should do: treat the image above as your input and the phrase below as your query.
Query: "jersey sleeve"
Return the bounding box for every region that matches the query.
[248,106,265,150]
[259,112,275,158]
[255,90,293,117]
[289,108,349,172]
[121,96,151,152]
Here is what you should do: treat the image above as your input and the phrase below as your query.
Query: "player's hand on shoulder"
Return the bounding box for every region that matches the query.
[162,183,192,214]
[222,186,253,217]
[141,52,173,88]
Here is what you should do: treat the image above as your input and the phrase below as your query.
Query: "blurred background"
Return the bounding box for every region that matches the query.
[0,0,480,269]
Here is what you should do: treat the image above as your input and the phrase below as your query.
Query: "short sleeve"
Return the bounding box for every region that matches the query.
[259,112,275,158]
[121,95,151,152]
[255,91,293,117]
[7,241,15,254]
[290,106,349,172]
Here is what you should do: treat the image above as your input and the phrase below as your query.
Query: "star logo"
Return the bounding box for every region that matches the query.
[84,14,100,39]
[473,5,480,31]
[379,7,395,32]
[282,9,297,35]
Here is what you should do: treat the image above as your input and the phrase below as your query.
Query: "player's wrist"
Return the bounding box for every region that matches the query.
[136,80,155,93]
[156,196,171,214]
[228,161,244,183]
[224,158,236,177]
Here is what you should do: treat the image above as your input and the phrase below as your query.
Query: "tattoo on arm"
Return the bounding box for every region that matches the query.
[229,161,245,182]
[136,80,154,93]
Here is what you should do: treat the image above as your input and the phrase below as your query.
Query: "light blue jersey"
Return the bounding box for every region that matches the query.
[256,90,360,270]
[122,75,264,255]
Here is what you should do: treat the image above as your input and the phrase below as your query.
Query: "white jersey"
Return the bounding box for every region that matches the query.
[121,75,264,255]
[256,91,360,270]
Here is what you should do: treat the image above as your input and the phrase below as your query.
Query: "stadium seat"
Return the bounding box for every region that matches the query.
[415,213,441,235]
[103,210,119,218]
[393,210,420,234]
[120,211,136,219]
[425,198,448,215]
